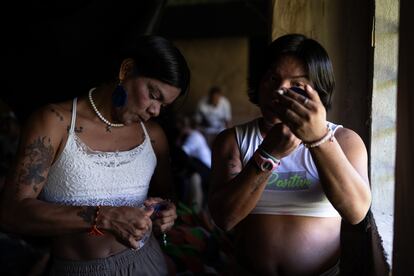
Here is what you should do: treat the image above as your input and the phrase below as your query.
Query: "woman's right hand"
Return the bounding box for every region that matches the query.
[98,206,154,249]
[260,122,301,159]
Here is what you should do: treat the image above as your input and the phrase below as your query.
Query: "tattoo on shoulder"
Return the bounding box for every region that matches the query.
[18,136,54,192]
[50,108,64,121]
[77,206,96,223]
[67,126,83,133]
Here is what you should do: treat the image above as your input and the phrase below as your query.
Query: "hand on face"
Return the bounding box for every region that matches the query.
[271,84,328,143]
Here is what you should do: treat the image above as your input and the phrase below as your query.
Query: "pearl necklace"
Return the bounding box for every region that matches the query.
[88,88,124,128]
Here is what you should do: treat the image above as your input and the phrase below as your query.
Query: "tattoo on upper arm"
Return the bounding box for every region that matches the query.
[227,154,241,177]
[17,136,54,193]
[77,206,96,224]
[50,108,64,121]
[228,162,241,176]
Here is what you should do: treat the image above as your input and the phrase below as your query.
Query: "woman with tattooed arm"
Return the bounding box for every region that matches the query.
[0,36,190,275]
[208,34,371,275]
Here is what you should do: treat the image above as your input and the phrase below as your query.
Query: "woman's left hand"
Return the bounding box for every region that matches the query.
[144,197,177,235]
[274,84,328,143]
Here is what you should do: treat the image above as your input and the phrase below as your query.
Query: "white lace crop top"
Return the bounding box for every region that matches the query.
[235,119,341,217]
[40,98,157,207]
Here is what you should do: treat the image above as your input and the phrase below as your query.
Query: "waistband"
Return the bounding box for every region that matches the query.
[51,234,158,274]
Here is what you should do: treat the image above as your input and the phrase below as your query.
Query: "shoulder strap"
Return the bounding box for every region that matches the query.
[327,121,343,134]
[69,98,78,133]
[140,121,150,139]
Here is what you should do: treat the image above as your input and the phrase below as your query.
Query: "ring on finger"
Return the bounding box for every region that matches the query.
[303,98,309,106]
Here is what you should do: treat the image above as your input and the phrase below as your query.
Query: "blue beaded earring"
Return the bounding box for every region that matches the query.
[112,83,127,108]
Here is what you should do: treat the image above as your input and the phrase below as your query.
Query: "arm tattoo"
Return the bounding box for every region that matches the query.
[228,162,241,177]
[228,162,237,169]
[251,171,269,193]
[50,108,64,121]
[18,136,54,192]
[77,206,96,224]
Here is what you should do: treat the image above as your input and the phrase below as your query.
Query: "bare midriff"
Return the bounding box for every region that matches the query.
[52,233,131,260]
[234,214,341,275]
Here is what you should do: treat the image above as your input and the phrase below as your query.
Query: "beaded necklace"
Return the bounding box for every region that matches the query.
[88,88,124,131]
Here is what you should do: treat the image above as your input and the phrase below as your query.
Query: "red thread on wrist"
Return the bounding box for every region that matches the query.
[88,206,105,236]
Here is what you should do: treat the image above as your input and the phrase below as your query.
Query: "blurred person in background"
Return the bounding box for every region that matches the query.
[195,85,231,146]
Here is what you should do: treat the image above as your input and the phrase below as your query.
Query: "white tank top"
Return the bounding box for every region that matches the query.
[235,118,341,217]
[40,98,157,207]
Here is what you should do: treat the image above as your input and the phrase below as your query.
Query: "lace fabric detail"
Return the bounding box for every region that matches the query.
[45,195,148,207]
[72,133,146,167]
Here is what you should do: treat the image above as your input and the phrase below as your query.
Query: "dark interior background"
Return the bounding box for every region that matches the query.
[0,0,270,123]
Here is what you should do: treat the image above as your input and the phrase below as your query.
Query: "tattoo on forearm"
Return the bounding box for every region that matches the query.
[251,172,269,193]
[17,136,54,192]
[77,206,96,224]
[50,108,64,121]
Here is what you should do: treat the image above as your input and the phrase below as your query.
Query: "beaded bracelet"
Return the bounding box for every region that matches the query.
[88,206,105,236]
[302,128,335,148]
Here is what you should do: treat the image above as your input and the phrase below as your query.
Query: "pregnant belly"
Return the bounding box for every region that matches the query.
[234,214,341,275]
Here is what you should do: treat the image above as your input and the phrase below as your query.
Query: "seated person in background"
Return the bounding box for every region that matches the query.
[175,114,211,169]
[194,86,231,146]
[172,114,211,212]
[208,33,371,275]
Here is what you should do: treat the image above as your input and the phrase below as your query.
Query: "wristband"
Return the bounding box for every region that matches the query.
[258,147,282,164]
[254,150,280,172]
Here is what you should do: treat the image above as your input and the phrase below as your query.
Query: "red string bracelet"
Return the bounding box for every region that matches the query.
[88,206,105,236]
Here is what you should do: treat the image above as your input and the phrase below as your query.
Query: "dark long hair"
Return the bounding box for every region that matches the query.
[99,35,190,97]
[248,33,335,109]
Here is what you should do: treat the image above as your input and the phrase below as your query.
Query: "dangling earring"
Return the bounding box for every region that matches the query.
[112,83,127,108]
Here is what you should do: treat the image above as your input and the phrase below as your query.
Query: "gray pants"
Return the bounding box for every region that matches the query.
[49,235,168,276]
